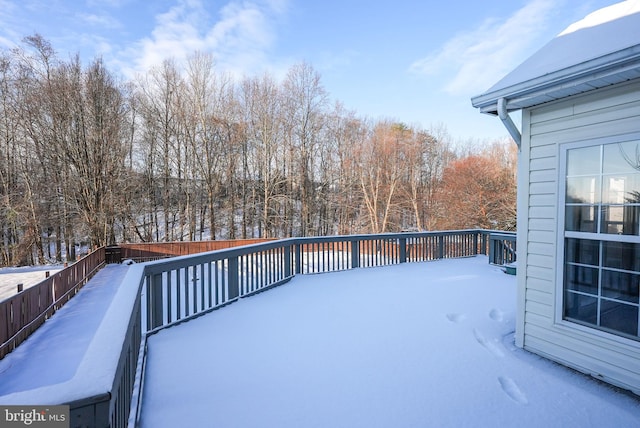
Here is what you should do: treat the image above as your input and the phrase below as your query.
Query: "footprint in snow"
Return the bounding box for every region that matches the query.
[446,313,466,323]
[489,308,504,322]
[473,328,505,358]
[498,376,528,405]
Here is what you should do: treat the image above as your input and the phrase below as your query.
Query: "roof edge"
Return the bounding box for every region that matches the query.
[471,45,640,114]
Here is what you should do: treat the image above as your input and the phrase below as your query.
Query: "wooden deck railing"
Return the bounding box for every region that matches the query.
[0,248,106,359]
[114,239,275,262]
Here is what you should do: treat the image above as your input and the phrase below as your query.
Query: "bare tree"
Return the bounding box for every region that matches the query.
[181,52,238,240]
[137,59,183,241]
[12,35,60,262]
[240,74,288,237]
[354,121,406,233]
[76,58,128,245]
[0,53,21,264]
[323,104,366,234]
[282,62,328,236]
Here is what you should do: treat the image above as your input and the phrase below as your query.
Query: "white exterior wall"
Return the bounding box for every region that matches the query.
[518,79,640,393]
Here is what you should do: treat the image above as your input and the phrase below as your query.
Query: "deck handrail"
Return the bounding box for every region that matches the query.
[488,232,518,266]
[135,229,518,333]
[127,229,515,427]
[138,230,495,331]
[0,248,106,360]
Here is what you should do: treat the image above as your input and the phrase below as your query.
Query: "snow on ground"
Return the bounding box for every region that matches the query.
[1,256,639,426]
[139,256,640,428]
[0,264,132,404]
[0,265,64,302]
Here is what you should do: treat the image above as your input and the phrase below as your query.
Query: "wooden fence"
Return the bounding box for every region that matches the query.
[114,239,275,263]
[0,248,106,359]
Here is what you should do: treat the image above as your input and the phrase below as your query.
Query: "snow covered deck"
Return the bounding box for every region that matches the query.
[1,255,638,427]
[138,256,640,427]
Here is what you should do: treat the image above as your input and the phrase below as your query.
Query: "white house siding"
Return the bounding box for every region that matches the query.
[520,79,640,393]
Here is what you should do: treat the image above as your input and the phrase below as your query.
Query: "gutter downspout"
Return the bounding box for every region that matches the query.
[497,98,521,149]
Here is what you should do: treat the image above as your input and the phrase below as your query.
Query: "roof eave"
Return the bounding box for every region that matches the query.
[471,45,640,116]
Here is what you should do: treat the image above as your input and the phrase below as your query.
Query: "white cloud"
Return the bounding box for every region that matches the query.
[121,0,288,78]
[0,0,23,49]
[409,0,560,95]
[77,12,121,29]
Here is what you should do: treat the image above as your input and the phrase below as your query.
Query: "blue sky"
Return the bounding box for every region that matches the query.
[0,0,622,142]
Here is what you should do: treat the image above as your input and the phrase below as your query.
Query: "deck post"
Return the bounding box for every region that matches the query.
[351,239,360,268]
[228,256,239,300]
[294,244,302,274]
[284,245,292,278]
[480,231,487,255]
[150,273,163,329]
[473,233,479,255]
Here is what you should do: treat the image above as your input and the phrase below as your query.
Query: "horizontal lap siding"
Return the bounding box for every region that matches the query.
[523,79,640,393]
[527,219,554,232]
[526,264,554,282]
[526,288,553,306]
[526,276,552,290]
[527,241,553,255]
[523,109,557,332]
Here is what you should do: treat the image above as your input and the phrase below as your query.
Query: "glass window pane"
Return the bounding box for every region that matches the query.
[567,176,600,203]
[600,300,638,336]
[602,270,639,303]
[565,238,599,266]
[568,146,601,176]
[603,242,640,271]
[565,205,598,232]
[603,141,640,174]
[564,292,597,325]
[601,205,640,235]
[565,265,598,295]
[564,141,640,339]
[627,188,640,203]
[602,173,640,204]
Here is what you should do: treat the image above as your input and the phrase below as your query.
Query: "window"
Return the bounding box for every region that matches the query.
[562,141,640,340]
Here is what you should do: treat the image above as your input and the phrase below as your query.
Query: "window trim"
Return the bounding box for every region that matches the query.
[555,133,640,342]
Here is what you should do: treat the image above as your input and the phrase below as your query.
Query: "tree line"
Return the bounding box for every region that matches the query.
[0,35,516,266]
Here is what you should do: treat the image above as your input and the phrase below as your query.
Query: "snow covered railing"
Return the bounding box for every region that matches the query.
[0,248,106,360]
[142,239,293,331]
[488,232,517,266]
[138,230,502,332]
[126,229,514,426]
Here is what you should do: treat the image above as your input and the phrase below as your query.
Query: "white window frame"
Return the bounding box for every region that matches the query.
[556,133,640,342]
